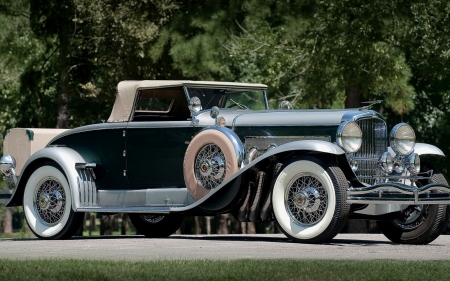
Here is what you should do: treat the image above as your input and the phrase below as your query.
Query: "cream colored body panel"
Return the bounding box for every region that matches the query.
[3,128,68,175]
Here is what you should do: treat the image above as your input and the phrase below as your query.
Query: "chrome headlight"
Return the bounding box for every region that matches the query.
[390,123,416,156]
[336,121,362,153]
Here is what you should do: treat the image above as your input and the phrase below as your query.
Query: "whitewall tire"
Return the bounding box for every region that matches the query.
[23,163,83,239]
[272,157,349,243]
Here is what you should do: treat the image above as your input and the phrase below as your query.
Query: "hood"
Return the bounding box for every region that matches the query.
[195,109,355,128]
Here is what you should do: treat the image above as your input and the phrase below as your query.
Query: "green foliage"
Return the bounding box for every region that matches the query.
[1,259,450,281]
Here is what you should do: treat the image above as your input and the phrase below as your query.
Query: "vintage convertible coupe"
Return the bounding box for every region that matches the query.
[1,80,450,244]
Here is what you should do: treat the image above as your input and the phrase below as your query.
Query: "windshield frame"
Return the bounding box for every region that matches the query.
[184,86,269,111]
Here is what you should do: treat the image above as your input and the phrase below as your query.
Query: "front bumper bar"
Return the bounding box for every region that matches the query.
[347,182,450,204]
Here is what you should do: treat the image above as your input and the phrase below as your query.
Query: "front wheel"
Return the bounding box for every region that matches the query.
[23,163,84,239]
[377,162,449,244]
[129,214,184,238]
[272,157,350,243]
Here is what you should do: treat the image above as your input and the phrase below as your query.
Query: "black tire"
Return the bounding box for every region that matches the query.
[272,156,350,243]
[129,214,184,238]
[377,162,449,244]
[23,162,84,239]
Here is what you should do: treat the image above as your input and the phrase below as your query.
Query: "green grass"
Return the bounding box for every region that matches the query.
[0,259,449,281]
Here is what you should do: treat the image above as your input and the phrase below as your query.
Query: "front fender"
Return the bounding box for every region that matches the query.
[388,143,445,158]
[414,143,445,157]
[6,147,86,209]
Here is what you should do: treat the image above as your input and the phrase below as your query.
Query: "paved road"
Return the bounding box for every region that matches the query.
[1,234,450,260]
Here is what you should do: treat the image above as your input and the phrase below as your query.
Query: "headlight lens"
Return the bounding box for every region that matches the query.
[390,123,416,156]
[336,121,362,153]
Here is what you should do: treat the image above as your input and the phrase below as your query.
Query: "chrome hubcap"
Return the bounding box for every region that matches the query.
[34,177,66,226]
[195,144,226,189]
[285,173,327,226]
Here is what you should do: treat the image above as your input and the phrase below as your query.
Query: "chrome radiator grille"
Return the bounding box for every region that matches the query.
[352,118,388,185]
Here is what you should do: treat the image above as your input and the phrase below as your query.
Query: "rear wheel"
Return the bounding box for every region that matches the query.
[377,162,448,244]
[272,157,349,243]
[23,162,84,239]
[129,214,184,238]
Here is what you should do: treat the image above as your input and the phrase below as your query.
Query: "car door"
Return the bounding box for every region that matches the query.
[125,86,194,189]
[126,122,194,189]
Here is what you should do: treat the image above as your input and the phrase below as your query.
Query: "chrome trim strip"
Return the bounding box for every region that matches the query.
[347,198,450,204]
[244,136,331,152]
[126,121,192,129]
[341,110,384,122]
[49,123,128,144]
[76,206,171,213]
[76,169,98,207]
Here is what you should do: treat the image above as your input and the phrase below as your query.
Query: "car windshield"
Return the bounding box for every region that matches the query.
[186,87,267,110]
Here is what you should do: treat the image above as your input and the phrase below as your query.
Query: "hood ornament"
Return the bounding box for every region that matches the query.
[360,100,382,111]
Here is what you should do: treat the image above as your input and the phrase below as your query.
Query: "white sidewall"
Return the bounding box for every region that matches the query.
[23,166,72,238]
[273,160,336,239]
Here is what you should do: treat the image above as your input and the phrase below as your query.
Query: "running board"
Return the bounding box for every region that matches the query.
[347,182,450,204]
[76,206,170,214]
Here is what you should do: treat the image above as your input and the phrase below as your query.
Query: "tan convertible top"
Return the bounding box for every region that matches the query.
[107,80,268,122]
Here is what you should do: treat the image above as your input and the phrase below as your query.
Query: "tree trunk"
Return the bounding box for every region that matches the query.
[100,215,114,235]
[194,216,202,234]
[240,222,247,234]
[56,20,71,129]
[121,213,129,235]
[205,216,212,234]
[217,214,229,234]
[247,222,256,234]
[345,86,362,109]
[89,213,96,236]
[3,208,12,234]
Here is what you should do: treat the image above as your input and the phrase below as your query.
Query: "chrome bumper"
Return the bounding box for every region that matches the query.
[347,182,450,204]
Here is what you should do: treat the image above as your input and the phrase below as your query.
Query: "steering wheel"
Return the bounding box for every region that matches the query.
[227,99,249,109]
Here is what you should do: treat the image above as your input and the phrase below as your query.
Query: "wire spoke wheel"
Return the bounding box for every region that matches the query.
[34,177,66,226]
[286,173,328,226]
[23,163,84,239]
[272,157,349,243]
[194,143,226,190]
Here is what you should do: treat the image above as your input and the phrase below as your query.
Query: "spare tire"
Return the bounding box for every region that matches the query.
[183,127,243,200]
